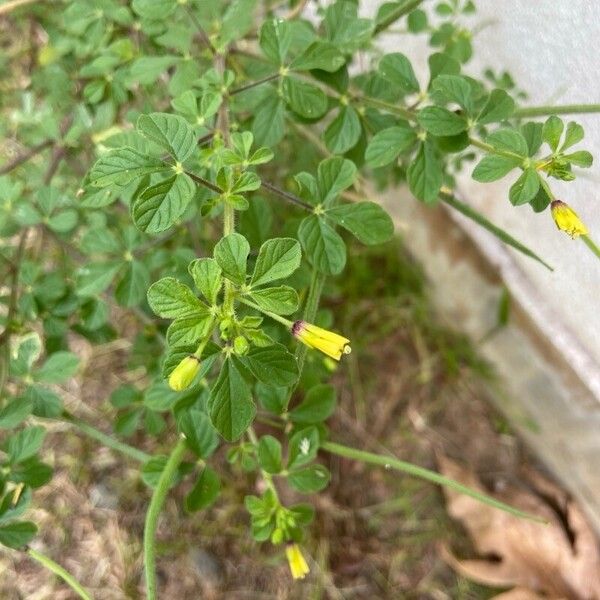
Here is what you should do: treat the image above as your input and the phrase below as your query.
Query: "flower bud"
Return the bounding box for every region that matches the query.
[291,321,351,361]
[285,543,309,579]
[168,355,200,391]
[550,200,588,238]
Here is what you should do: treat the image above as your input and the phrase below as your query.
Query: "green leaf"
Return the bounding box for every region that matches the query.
[289,384,336,424]
[477,89,515,124]
[288,426,319,470]
[257,435,283,474]
[115,261,149,307]
[379,52,420,94]
[166,313,213,346]
[298,215,346,275]
[486,129,528,157]
[442,194,553,271]
[542,115,563,152]
[9,458,52,488]
[147,277,207,319]
[509,168,540,206]
[89,148,168,187]
[76,262,121,296]
[132,174,195,233]
[209,358,256,441]
[259,19,292,64]
[407,141,443,203]
[185,467,220,512]
[326,201,394,245]
[316,157,357,206]
[472,155,521,182]
[0,521,37,549]
[178,409,219,458]
[6,426,45,464]
[288,464,330,493]
[323,105,361,154]
[251,238,301,287]
[521,122,543,157]
[428,52,460,82]
[128,56,179,85]
[282,77,328,119]
[35,352,79,384]
[417,106,468,136]
[188,258,222,304]
[214,233,250,285]
[562,121,584,151]
[256,383,289,414]
[252,95,285,147]
[241,343,299,387]
[365,124,416,167]
[132,0,177,19]
[0,487,31,523]
[247,285,299,315]
[137,112,197,162]
[0,398,33,428]
[290,41,345,72]
[431,75,473,113]
[564,150,593,168]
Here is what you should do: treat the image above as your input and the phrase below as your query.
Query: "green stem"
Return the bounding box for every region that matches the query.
[468,136,523,161]
[514,103,600,118]
[27,548,93,600]
[62,412,151,463]
[357,94,414,120]
[229,72,280,95]
[321,441,546,523]
[238,297,293,327]
[581,235,600,260]
[247,427,281,501]
[294,270,324,375]
[373,0,425,34]
[143,437,187,600]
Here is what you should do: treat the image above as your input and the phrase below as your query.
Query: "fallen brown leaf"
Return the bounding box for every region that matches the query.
[438,455,600,599]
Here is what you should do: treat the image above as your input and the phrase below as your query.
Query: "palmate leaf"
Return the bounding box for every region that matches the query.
[441,193,553,271]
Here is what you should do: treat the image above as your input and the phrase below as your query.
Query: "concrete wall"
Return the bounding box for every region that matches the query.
[369,1,600,529]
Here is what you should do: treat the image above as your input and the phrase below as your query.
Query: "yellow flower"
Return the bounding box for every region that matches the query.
[551,200,588,238]
[292,320,351,361]
[285,543,309,580]
[168,355,200,391]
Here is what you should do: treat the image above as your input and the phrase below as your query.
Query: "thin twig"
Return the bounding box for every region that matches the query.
[260,180,313,211]
[184,5,216,55]
[0,139,52,176]
[229,72,279,96]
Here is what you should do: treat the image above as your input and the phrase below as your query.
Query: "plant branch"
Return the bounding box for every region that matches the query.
[260,181,313,211]
[62,411,151,463]
[183,5,216,55]
[321,441,546,523]
[285,0,309,20]
[514,103,600,118]
[374,0,425,35]
[229,72,280,95]
[27,547,92,600]
[0,0,41,15]
[581,234,600,260]
[143,437,187,600]
[0,138,52,175]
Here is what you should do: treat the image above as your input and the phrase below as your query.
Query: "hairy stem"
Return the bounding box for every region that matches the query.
[321,441,545,522]
[27,548,93,600]
[62,411,151,463]
[229,72,279,95]
[0,138,52,175]
[514,103,600,118]
[373,0,425,34]
[143,438,187,600]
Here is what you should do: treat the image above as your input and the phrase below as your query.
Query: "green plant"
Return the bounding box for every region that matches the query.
[0,0,597,596]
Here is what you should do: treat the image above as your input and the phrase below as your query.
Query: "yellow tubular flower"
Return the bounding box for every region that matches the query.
[550,200,588,238]
[291,320,351,361]
[285,543,309,580]
[168,355,200,391]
